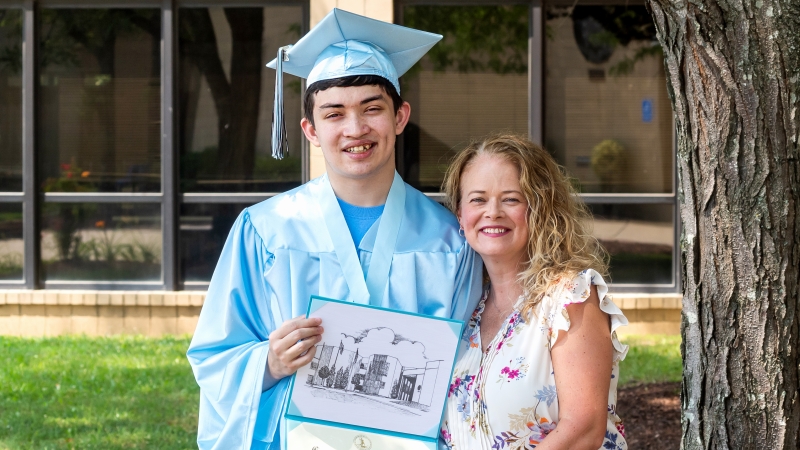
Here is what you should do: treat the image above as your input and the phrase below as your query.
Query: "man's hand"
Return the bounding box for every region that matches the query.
[267,315,324,380]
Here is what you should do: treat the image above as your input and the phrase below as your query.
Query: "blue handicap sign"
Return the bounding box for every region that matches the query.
[642,99,653,123]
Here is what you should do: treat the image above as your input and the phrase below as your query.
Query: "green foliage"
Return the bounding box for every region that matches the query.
[181,146,302,189]
[403,5,528,76]
[591,139,625,183]
[42,163,96,195]
[39,9,159,74]
[0,211,22,222]
[0,9,22,75]
[41,164,97,261]
[286,22,302,40]
[253,154,302,180]
[609,44,664,76]
[0,253,22,277]
[76,231,159,265]
[618,335,682,386]
[548,5,662,74]
[0,336,198,449]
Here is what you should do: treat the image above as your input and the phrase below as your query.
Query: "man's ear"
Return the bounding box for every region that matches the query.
[301,117,320,147]
[394,101,411,135]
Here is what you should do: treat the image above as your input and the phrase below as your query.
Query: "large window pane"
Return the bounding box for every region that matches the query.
[180,203,249,282]
[588,203,673,284]
[0,203,23,280]
[41,203,161,281]
[401,5,529,191]
[546,3,672,194]
[38,9,161,193]
[0,9,22,192]
[179,7,303,193]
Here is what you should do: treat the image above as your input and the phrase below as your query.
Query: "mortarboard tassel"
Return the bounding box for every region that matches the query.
[271,45,291,160]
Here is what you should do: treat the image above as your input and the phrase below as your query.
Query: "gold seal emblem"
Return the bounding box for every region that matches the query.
[353,435,372,450]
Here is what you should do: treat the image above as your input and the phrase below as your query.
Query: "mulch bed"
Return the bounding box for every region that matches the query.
[617,382,681,449]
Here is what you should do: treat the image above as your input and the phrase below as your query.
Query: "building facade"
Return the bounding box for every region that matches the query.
[0,0,681,336]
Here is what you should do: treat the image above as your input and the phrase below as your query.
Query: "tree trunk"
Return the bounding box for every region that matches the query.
[180,8,263,181]
[221,8,263,179]
[645,0,800,448]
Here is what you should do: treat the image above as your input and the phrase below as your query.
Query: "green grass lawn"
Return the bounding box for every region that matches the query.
[618,334,682,385]
[0,334,682,449]
[0,336,197,450]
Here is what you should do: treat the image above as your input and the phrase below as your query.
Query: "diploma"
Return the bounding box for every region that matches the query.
[285,296,464,449]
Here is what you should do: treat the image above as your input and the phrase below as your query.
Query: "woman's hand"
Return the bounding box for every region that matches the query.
[538,285,614,449]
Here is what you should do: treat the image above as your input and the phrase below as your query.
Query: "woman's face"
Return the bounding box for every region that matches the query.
[457,154,529,267]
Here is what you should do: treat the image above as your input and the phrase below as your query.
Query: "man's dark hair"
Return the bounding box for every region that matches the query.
[303,75,404,126]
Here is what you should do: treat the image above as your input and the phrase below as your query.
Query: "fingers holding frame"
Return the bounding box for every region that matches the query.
[267,315,324,379]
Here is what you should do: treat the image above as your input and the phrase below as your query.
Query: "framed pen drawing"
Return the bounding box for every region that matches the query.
[285,296,464,449]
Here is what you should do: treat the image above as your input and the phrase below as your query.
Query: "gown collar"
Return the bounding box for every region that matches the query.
[315,172,406,305]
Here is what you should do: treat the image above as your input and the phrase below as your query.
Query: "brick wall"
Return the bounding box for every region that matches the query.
[0,290,681,337]
[0,291,202,337]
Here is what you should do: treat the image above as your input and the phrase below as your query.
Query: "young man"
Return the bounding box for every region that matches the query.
[187,9,482,449]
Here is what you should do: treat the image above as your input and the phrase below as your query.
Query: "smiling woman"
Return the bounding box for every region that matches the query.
[456,154,529,269]
[440,134,628,450]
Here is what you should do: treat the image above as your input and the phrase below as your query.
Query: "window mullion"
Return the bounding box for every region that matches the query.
[529,1,543,145]
[22,0,38,289]
[162,0,177,290]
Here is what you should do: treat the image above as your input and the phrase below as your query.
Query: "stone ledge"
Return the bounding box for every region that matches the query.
[0,290,205,307]
[0,291,684,337]
[0,304,202,337]
[611,293,682,310]
[0,290,684,310]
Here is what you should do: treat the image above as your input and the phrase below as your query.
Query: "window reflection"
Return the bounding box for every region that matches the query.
[179,7,303,193]
[587,203,673,284]
[401,5,529,192]
[546,4,673,194]
[180,203,249,283]
[0,9,23,192]
[0,203,23,280]
[38,9,162,193]
[41,203,161,281]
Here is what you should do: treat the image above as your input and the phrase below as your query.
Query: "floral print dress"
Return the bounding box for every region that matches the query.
[441,269,629,450]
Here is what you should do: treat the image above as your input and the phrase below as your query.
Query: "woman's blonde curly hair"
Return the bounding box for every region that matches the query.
[443,134,608,319]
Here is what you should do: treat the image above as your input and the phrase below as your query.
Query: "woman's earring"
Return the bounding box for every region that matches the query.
[458,225,465,237]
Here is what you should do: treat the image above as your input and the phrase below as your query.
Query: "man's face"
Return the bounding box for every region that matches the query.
[301,84,410,183]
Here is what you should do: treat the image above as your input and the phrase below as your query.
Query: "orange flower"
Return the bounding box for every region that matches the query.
[95,220,105,228]
[81,171,90,178]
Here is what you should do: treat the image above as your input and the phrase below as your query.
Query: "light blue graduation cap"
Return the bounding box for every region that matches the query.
[266,8,442,159]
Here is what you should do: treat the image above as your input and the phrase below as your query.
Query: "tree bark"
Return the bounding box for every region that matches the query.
[645,0,800,447]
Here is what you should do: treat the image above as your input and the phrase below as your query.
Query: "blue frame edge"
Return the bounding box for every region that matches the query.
[285,294,465,442]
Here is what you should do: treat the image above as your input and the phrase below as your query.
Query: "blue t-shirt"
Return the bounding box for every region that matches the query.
[336,198,385,246]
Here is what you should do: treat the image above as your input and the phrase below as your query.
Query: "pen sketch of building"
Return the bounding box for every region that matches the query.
[306,340,442,408]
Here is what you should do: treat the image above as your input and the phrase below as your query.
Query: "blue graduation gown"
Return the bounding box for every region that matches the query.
[186,176,483,449]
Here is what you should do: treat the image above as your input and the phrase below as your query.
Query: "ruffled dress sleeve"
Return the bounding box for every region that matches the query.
[544,269,629,362]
